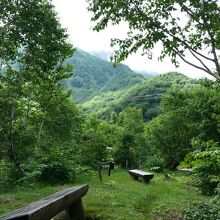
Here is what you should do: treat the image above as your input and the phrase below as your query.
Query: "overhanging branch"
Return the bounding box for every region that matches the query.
[174,48,218,78]
[188,48,213,74]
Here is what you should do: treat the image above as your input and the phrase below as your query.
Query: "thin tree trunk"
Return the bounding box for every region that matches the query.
[36,88,55,150]
[8,142,26,177]
[7,100,26,176]
[37,116,45,150]
[0,58,3,72]
[23,97,32,129]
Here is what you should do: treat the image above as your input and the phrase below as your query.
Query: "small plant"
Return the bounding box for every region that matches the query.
[183,200,220,220]
[135,193,157,213]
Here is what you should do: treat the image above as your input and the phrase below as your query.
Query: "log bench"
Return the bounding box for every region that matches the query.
[129,169,154,183]
[0,184,89,220]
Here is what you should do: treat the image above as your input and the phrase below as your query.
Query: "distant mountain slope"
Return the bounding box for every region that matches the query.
[81,72,196,121]
[64,49,145,103]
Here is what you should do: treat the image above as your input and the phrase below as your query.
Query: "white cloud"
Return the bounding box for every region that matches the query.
[53,0,128,51]
[52,0,213,79]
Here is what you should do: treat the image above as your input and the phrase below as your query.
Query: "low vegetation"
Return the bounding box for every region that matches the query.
[0,170,213,220]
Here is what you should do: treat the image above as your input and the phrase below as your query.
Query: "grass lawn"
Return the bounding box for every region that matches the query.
[0,169,208,220]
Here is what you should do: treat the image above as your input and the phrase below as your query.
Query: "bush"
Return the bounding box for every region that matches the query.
[183,139,220,195]
[0,160,17,191]
[38,146,76,184]
[144,155,165,170]
[183,200,220,220]
[40,163,71,184]
[16,169,41,188]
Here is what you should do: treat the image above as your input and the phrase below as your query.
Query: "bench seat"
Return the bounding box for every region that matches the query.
[129,169,154,183]
[1,184,89,220]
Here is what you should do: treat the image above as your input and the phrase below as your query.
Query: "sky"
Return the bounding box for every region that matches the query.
[52,0,212,79]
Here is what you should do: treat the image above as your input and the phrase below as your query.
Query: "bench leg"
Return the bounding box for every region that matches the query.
[132,176,138,180]
[66,198,85,220]
[143,177,150,183]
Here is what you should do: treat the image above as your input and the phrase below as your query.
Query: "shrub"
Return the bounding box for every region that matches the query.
[40,163,71,184]
[0,160,17,191]
[183,200,220,220]
[38,146,76,184]
[183,139,220,195]
[16,169,42,188]
[144,155,165,170]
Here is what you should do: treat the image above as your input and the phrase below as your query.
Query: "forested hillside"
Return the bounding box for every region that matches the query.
[82,72,195,121]
[64,50,146,103]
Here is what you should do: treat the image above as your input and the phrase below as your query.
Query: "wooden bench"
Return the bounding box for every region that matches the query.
[129,169,154,183]
[0,184,89,220]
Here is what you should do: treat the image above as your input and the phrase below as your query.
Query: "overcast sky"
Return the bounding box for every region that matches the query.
[52,0,212,78]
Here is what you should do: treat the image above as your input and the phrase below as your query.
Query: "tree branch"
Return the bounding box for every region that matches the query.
[188,48,213,74]
[201,0,220,77]
[174,48,218,78]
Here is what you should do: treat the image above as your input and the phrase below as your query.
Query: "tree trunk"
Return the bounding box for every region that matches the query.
[37,117,45,150]
[8,142,26,177]
[7,102,26,176]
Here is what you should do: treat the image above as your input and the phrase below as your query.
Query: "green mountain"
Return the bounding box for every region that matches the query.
[81,72,195,121]
[65,50,146,103]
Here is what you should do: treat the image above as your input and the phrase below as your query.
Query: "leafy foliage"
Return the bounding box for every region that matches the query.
[0,160,17,191]
[78,115,120,167]
[88,0,220,79]
[114,107,145,168]
[183,139,220,196]
[0,0,73,73]
[144,80,220,169]
[183,200,220,220]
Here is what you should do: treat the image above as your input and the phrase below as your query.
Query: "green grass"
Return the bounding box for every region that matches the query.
[0,170,208,220]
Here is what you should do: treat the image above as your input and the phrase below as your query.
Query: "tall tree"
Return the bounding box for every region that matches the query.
[0,0,73,176]
[0,0,73,72]
[115,107,145,167]
[88,0,220,79]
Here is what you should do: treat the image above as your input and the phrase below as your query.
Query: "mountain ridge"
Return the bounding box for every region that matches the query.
[81,72,196,121]
[64,49,147,103]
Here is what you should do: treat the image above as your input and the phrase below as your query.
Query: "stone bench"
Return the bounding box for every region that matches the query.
[129,169,154,183]
[0,184,89,220]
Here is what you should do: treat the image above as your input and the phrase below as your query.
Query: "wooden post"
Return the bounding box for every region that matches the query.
[97,162,102,182]
[126,160,128,172]
[108,161,114,176]
[66,198,85,220]
[108,165,111,176]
